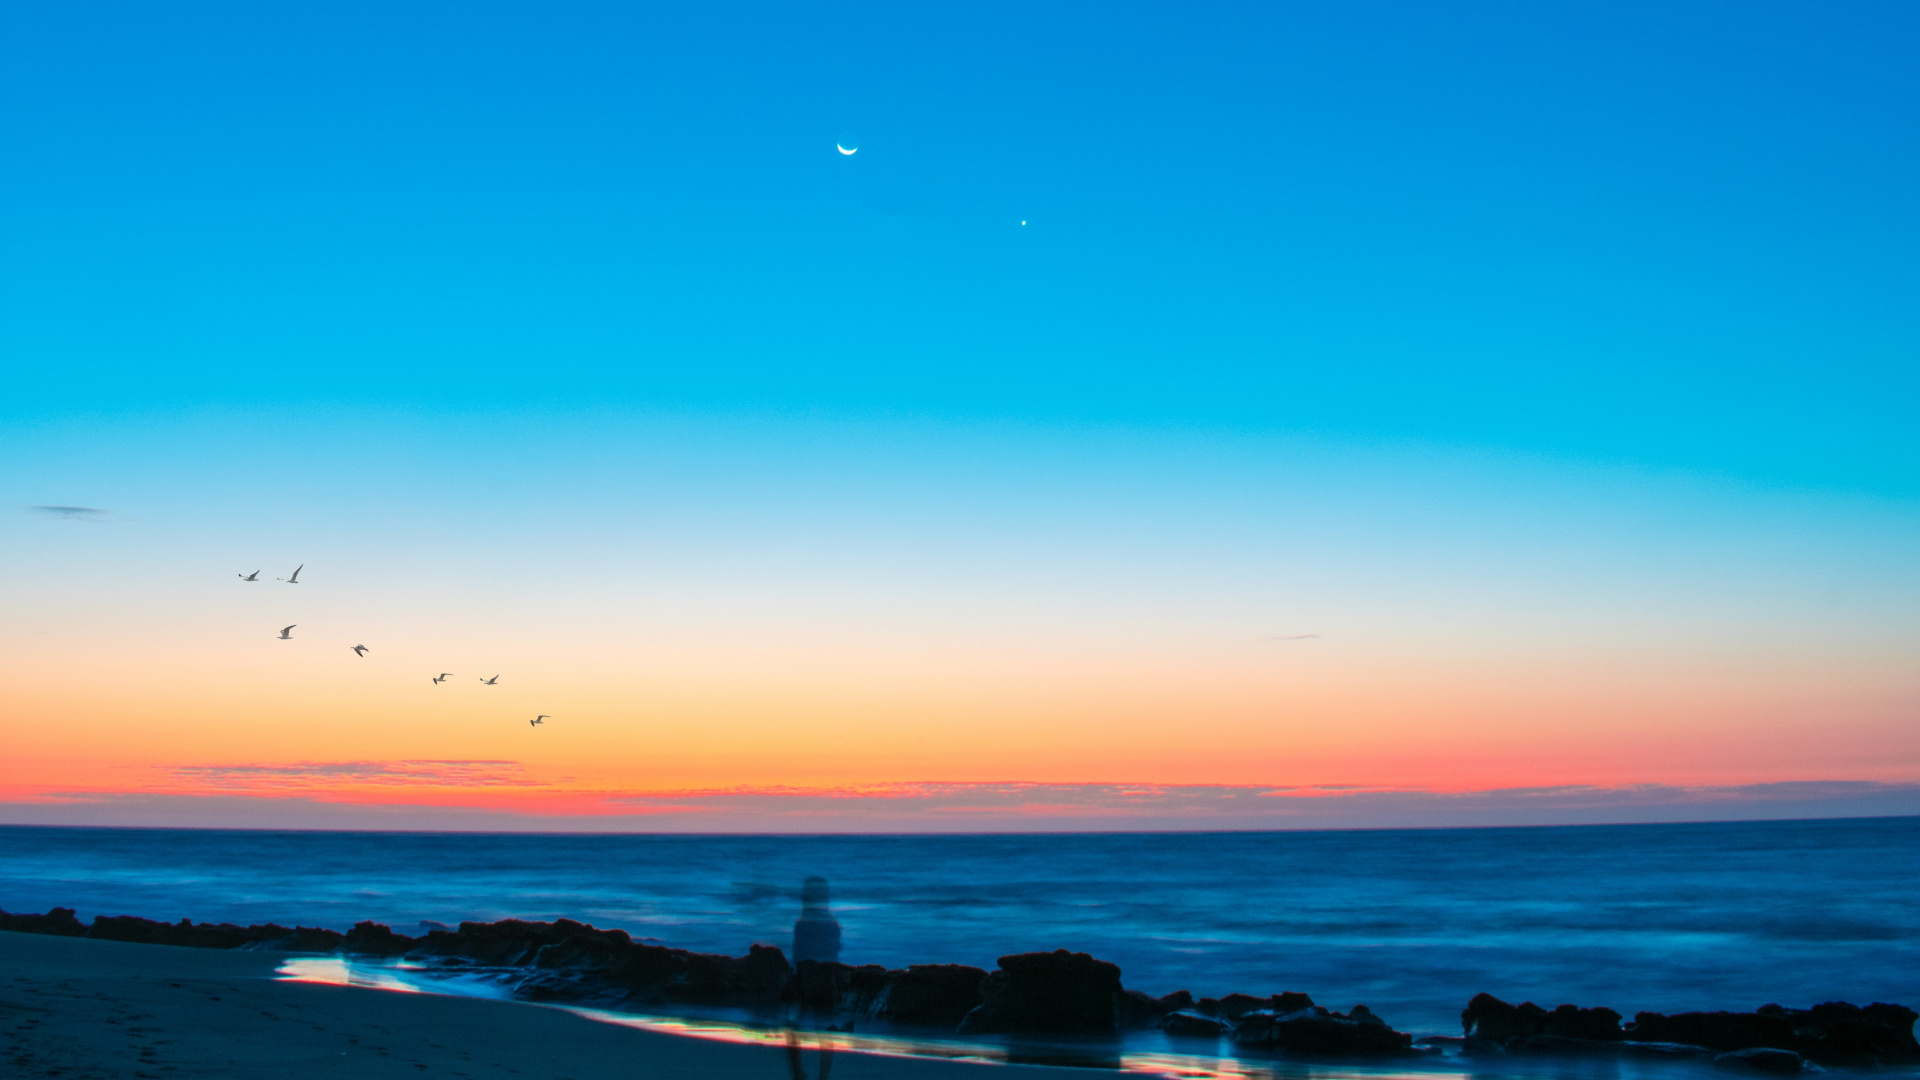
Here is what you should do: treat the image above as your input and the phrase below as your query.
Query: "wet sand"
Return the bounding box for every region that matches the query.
[0,931,1062,1079]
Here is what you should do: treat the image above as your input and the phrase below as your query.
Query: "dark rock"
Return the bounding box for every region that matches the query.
[1273,991,1315,1013]
[1463,993,1549,1042]
[1117,989,1165,1029]
[1549,1004,1626,1041]
[1161,1010,1230,1038]
[663,942,793,1005]
[875,965,988,1028]
[0,908,88,937]
[1716,1048,1805,1074]
[1233,1004,1418,1058]
[397,916,793,1009]
[1622,1003,1919,1067]
[1,906,334,953]
[781,959,891,1019]
[1632,1011,1799,1054]
[1795,1001,1920,1065]
[1195,997,1222,1017]
[782,958,850,1014]
[1463,993,1622,1044]
[417,918,620,966]
[274,926,348,952]
[1218,993,1271,1020]
[743,943,795,987]
[1455,996,1915,1067]
[1158,990,1194,1012]
[341,921,417,957]
[85,914,343,952]
[957,949,1126,1035]
[91,915,247,949]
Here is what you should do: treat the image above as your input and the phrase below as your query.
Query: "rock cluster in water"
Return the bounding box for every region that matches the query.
[1460,992,1920,1071]
[6,906,1917,1070]
[0,905,344,952]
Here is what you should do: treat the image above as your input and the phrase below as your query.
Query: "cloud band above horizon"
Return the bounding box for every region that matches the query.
[6,778,1917,834]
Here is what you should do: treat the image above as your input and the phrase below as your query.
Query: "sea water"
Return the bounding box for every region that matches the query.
[1,817,1916,1038]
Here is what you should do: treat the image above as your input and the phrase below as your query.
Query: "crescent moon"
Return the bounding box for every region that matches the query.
[836,144,857,155]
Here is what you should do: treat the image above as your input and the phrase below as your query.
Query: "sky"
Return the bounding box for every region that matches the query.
[2,0,1917,831]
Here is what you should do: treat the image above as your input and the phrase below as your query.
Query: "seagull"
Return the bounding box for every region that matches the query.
[351,645,368,657]
[278,564,303,584]
[530,715,548,727]
[432,673,452,684]
[480,675,499,685]
[277,625,296,640]
[238,570,260,581]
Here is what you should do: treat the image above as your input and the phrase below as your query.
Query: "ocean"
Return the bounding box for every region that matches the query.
[1,817,1915,1040]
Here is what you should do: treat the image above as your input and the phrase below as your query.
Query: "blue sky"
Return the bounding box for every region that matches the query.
[5,0,1917,494]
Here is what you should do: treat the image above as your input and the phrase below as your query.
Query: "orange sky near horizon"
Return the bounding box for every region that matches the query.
[6,417,1918,824]
[7,596,1914,813]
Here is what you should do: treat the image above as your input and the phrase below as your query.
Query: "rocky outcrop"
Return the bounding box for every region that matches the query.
[341,920,417,956]
[1459,994,1920,1068]
[1233,996,1419,1057]
[368,917,795,1009]
[874,964,990,1028]
[957,949,1128,1035]
[780,958,892,1019]
[1633,1003,1920,1066]
[0,907,87,937]
[7,901,1914,1070]
[1,907,340,951]
[89,914,343,952]
[1462,993,1625,1044]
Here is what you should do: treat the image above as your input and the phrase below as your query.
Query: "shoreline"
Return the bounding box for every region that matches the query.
[5,906,1918,1076]
[0,930,1078,1080]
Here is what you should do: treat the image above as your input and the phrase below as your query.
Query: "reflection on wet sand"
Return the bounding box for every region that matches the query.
[280,957,1744,1080]
[786,1027,837,1080]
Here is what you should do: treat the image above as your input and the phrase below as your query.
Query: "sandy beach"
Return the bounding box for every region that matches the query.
[0,932,1065,1080]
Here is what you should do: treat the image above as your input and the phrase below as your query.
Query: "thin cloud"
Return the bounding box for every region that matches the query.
[1263,633,1321,640]
[10,779,1919,832]
[166,760,546,789]
[27,505,108,519]
[594,779,1920,829]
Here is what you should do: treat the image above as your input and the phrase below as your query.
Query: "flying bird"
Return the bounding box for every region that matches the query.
[480,675,499,685]
[277,625,296,640]
[530,715,548,727]
[278,564,303,584]
[238,570,260,581]
[351,645,368,657]
[432,673,452,684]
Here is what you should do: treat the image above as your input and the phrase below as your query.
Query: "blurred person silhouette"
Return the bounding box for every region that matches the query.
[791,875,842,964]
[782,876,843,1079]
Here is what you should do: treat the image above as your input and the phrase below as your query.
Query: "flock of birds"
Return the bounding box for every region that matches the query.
[242,564,551,728]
